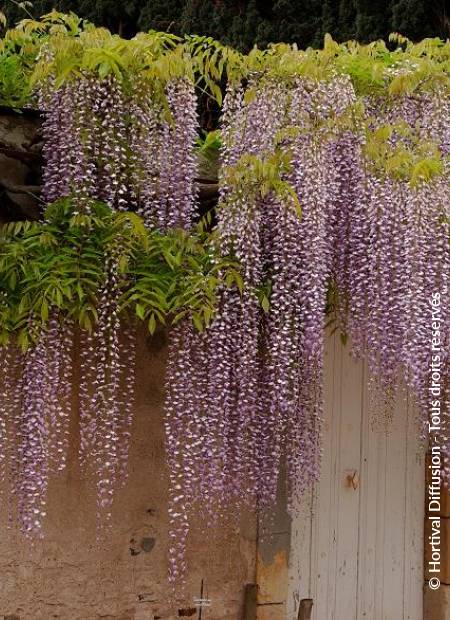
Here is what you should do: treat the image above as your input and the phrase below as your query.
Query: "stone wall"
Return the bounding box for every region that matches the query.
[0,332,257,620]
[0,108,42,223]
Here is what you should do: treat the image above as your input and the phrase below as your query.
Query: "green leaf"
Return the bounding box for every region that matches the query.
[41,299,49,321]
[148,313,156,335]
[261,295,270,313]
[192,313,204,332]
[135,303,145,320]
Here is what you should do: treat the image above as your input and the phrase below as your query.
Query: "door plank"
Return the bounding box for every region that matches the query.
[287,338,425,620]
[334,343,363,620]
[287,335,338,618]
[403,395,425,619]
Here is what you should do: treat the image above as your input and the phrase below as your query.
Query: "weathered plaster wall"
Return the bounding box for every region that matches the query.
[0,331,257,620]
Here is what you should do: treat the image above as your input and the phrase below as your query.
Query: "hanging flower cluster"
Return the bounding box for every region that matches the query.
[0,322,72,534]
[1,62,200,535]
[0,15,449,587]
[163,75,362,578]
[334,92,450,423]
[40,74,198,228]
[163,75,450,581]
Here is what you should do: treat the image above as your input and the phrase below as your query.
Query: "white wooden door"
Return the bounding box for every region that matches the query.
[286,335,425,620]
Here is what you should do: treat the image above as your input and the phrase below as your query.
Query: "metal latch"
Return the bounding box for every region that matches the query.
[346,470,359,490]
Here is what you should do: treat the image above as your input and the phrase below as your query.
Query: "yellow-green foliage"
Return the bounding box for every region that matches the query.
[0,12,449,185]
[363,123,446,186]
[223,149,302,218]
[1,11,450,104]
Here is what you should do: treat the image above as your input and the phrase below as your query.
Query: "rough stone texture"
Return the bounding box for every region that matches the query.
[0,332,257,619]
[0,110,219,224]
[0,109,42,221]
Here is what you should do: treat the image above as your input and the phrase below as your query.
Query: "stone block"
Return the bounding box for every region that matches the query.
[256,605,285,620]
[133,606,155,620]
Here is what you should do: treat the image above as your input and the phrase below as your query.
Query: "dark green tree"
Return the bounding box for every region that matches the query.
[0,0,446,47]
[354,0,392,41]
[138,0,185,34]
[337,0,357,41]
[390,0,447,41]
[316,0,338,44]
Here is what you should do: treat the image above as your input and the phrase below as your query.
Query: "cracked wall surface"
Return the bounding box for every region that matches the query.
[0,331,257,620]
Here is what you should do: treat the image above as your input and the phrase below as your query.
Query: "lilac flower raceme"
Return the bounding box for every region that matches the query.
[1,58,448,589]
[162,76,449,586]
[338,93,450,429]
[162,77,360,583]
[40,74,199,226]
[80,250,137,528]
[21,70,199,539]
[159,79,199,230]
[7,320,73,537]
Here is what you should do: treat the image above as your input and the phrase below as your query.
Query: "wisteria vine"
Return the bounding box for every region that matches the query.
[1,66,200,536]
[163,76,450,581]
[0,17,449,588]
